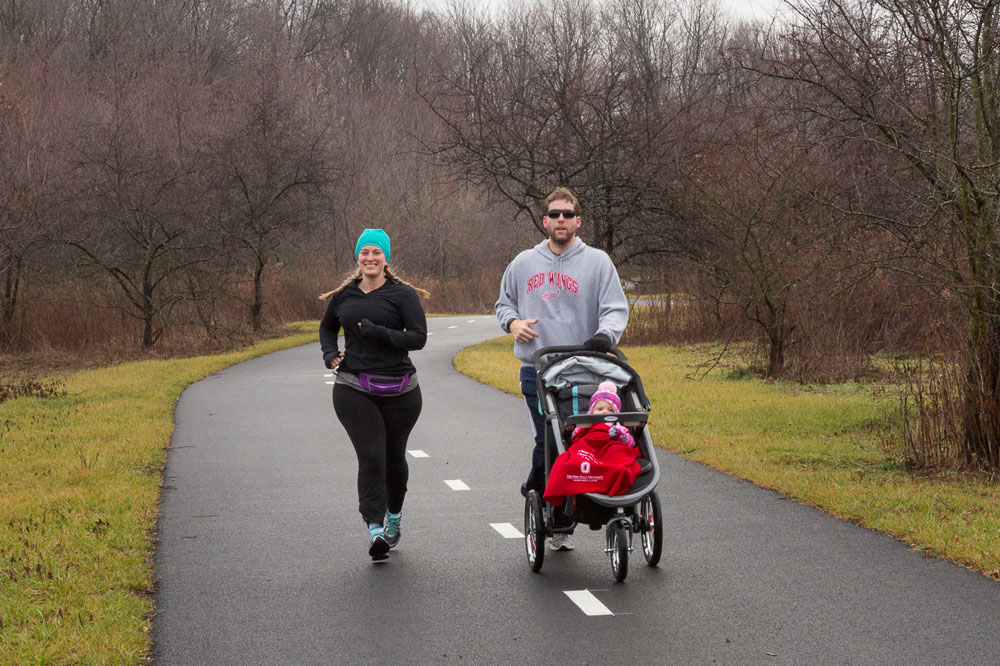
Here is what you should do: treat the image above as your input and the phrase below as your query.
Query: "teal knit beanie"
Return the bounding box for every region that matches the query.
[355,228,391,263]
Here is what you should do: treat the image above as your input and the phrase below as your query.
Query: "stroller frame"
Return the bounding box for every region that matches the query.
[523,344,663,582]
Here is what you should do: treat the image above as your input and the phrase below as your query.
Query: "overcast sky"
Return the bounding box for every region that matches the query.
[408,0,788,22]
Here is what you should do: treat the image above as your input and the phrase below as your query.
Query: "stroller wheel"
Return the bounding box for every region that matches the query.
[639,491,663,566]
[608,523,629,583]
[524,491,545,573]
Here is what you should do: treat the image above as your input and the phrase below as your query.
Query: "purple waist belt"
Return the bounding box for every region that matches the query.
[357,372,412,394]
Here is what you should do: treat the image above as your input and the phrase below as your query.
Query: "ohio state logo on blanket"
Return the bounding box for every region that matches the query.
[543,423,640,506]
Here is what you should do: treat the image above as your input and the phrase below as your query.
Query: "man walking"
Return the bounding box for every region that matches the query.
[495,187,629,550]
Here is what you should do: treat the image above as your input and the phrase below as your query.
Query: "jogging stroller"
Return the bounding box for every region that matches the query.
[524,345,662,582]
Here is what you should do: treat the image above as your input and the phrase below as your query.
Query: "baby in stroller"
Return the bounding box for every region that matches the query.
[544,381,643,506]
[570,380,636,447]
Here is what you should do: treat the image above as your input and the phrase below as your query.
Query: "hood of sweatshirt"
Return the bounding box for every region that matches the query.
[532,237,586,262]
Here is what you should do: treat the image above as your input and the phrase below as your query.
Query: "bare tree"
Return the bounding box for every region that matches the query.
[205,33,333,331]
[759,0,1000,467]
[421,0,722,262]
[62,61,216,349]
[683,113,863,375]
[0,0,72,61]
[0,57,69,347]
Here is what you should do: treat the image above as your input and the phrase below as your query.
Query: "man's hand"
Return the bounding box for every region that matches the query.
[509,318,540,343]
[583,334,613,353]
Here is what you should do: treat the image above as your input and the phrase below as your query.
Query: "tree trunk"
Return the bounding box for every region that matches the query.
[251,261,265,333]
[766,325,785,378]
[963,298,1000,468]
[960,195,1000,468]
[142,272,158,350]
[0,253,20,347]
[142,309,156,349]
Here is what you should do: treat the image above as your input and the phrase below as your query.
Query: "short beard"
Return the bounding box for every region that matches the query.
[547,229,577,249]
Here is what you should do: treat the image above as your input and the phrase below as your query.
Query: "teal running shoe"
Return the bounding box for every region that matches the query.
[368,522,389,561]
[384,511,402,549]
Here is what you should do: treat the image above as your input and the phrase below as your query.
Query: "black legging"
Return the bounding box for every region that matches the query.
[332,384,423,524]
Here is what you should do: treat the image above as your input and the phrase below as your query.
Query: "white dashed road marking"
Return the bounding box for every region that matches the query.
[448,325,458,329]
[325,381,336,385]
[445,479,470,491]
[564,590,614,616]
[467,319,476,323]
[407,450,429,458]
[490,523,523,539]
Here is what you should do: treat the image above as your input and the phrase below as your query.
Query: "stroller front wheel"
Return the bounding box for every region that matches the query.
[524,491,545,573]
[608,522,629,583]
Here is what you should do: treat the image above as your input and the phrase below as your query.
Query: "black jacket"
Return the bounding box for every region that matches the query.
[319,280,427,376]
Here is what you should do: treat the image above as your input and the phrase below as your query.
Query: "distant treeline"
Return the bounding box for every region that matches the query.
[3,0,998,468]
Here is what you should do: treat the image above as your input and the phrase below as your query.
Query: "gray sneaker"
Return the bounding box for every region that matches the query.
[549,533,575,551]
[384,511,402,549]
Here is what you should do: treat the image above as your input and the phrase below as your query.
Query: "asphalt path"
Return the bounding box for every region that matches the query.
[153,315,1000,665]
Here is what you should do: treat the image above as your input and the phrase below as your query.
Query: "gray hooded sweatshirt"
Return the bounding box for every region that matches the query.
[495,238,629,365]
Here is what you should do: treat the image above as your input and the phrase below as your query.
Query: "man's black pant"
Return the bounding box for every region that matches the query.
[520,365,548,492]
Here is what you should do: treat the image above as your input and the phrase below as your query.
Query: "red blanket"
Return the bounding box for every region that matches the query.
[543,423,641,505]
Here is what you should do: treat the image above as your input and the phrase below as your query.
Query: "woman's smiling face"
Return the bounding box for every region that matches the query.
[357,245,386,278]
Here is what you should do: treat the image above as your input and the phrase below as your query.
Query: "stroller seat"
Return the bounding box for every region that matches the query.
[547,376,658,508]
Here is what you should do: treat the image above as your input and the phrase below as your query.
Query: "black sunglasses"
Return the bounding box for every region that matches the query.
[545,209,577,219]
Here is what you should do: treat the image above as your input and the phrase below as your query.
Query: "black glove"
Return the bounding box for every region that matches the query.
[358,318,378,337]
[583,334,613,353]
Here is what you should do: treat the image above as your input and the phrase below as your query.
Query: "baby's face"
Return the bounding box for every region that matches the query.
[591,400,616,415]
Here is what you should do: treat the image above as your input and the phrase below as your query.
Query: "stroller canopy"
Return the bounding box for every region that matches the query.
[539,355,634,391]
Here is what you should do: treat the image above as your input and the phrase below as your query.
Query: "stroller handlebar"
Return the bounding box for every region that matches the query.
[530,344,627,365]
[564,412,648,428]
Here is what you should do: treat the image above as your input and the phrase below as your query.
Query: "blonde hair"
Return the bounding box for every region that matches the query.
[319,266,430,301]
[545,186,579,213]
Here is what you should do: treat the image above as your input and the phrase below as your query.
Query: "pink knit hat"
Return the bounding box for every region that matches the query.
[588,381,621,413]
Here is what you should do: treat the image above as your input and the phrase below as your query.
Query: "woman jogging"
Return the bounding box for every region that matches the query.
[320,228,428,562]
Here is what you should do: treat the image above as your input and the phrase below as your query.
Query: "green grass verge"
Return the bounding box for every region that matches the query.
[0,322,318,666]
[455,337,1000,579]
